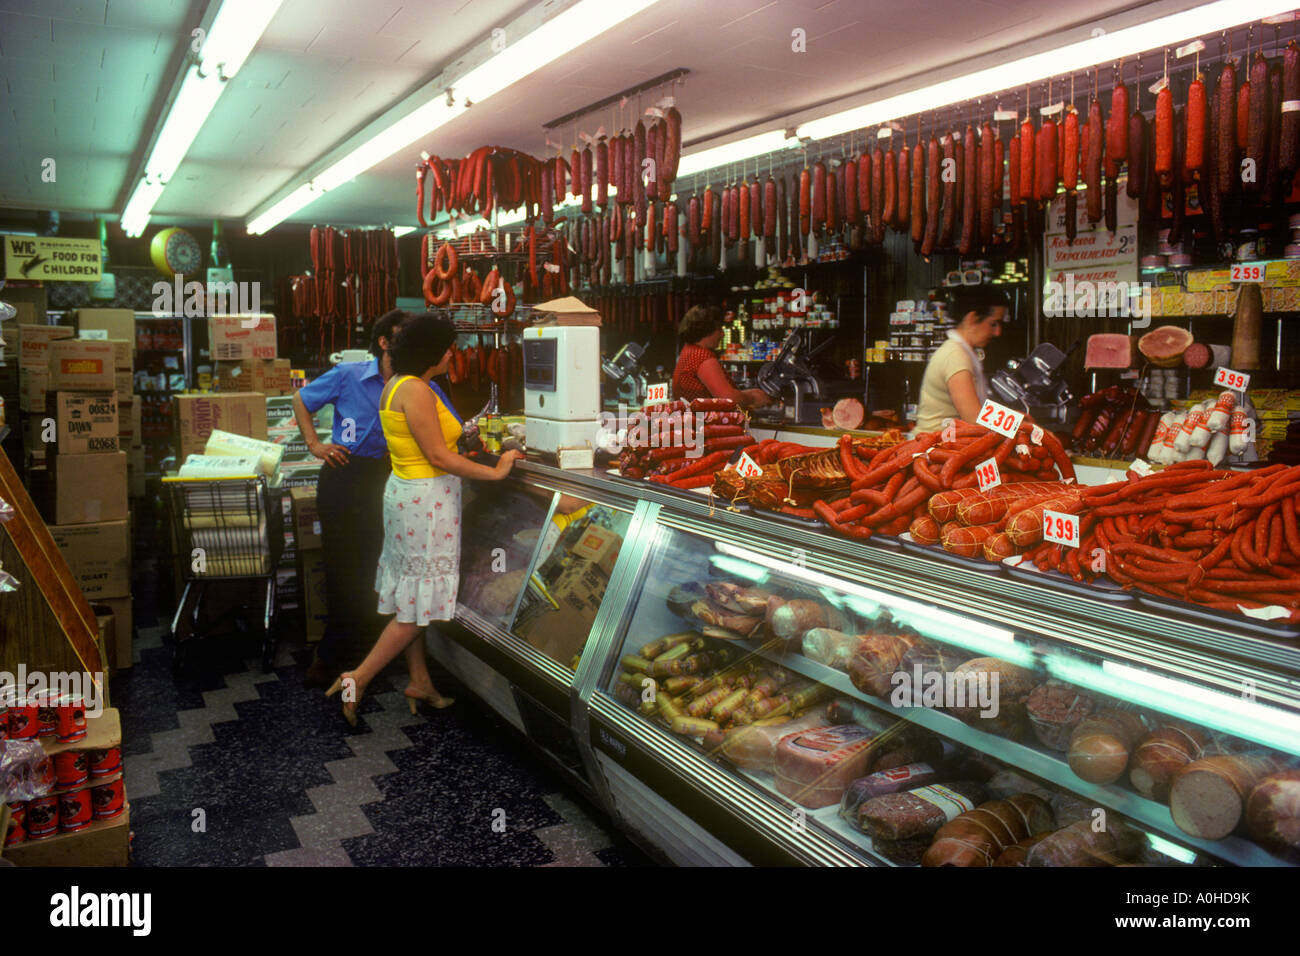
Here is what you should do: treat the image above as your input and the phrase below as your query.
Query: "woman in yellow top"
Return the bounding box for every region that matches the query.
[329,313,520,723]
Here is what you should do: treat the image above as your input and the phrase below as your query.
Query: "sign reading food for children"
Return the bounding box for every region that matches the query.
[4,235,102,281]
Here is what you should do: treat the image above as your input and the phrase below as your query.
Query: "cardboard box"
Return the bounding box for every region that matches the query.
[21,367,49,412]
[51,451,128,524]
[531,295,602,327]
[300,550,328,642]
[50,519,131,600]
[91,596,134,671]
[289,486,322,550]
[24,415,47,461]
[114,369,133,401]
[209,314,276,360]
[117,397,133,440]
[102,338,133,372]
[19,323,74,370]
[215,358,290,396]
[74,308,135,343]
[46,391,119,455]
[48,339,115,390]
[173,391,268,460]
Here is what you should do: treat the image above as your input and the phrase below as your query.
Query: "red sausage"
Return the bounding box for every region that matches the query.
[896,145,910,233]
[1127,110,1146,199]
[1282,42,1300,176]
[845,157,860,226]
[1063,107,1080,190]
[882,148,897,228]
[921,135,941,256]
[912,141,927,243]
[1036,116,1058,201]
[1018,117,1036,202]
[958,124,977,254]
[1108,83,1130,162]
[1216,60,1237,196]
[1185,73,1207,173]
[1086,97,1104,221]
[812,161,827,229]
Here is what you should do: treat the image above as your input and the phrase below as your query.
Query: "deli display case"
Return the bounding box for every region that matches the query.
[432,460,1300,867]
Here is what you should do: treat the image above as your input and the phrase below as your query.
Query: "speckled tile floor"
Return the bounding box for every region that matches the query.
[114,553,652,867]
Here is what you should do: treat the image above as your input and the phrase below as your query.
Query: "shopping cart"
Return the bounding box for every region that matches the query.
[161,475,283,674]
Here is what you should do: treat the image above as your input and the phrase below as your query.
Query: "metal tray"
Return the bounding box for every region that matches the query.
[1002,557,1134,602]
[898,534,1004,573]
[1135,593,1300,642]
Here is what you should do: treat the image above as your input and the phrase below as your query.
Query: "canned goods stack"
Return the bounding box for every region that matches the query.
[1,700,127,856]
[882,299,955,364]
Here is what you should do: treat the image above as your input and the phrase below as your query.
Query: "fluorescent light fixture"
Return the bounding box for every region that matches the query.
[1145,833,1198,865]
[121,179,166,238]
[456,0,661,104]
[122,0,284,234]
[248,0,663,234]
[247,183,321,235]
[711,541,1025,663]
[392,226,417,238]
[1045,655,1300,755]
[199,0,283,78]
[676,130,797,179]
[798,0,1297,141]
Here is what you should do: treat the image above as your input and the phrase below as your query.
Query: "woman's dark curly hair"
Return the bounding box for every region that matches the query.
[369,309,409,358]
[678,305,723,345]
[391,311,457,376]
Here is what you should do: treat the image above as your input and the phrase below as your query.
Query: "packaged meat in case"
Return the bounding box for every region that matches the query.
[775,724,880,809]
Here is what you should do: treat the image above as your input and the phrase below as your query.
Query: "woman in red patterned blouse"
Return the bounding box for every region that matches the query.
[672,306,776,408]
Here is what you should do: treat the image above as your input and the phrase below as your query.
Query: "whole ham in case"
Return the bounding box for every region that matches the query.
[775,724,878,809]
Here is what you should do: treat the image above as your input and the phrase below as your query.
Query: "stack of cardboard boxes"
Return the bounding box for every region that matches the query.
[42,337,133,673]
[71,309,141,497]
[210,315,291,398]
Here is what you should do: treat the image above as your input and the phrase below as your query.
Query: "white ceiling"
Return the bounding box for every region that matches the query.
[0,0,1226,230]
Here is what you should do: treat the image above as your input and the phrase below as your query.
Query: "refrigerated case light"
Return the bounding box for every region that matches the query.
[1044,655,1300,756]
[1145,833,1198,865]
[712,541,1027,664]
[707,554,768,582]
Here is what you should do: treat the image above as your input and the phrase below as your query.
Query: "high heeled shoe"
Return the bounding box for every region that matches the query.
[326,674,360,726]
[405,689,454,714]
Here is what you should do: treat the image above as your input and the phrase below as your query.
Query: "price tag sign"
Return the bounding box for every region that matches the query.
[1129,458,1153,477]
[974,457,1001,492]
[1043,510,1081,548]
[1230,263,1265,283]
[732,451,762,477]
[1213,367,1251,391]
[645,382,669,405]
[1030,424,1044,446]
[977,399,1025,438]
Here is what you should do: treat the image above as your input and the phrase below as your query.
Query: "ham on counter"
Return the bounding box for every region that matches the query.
[1084,333,1135,369]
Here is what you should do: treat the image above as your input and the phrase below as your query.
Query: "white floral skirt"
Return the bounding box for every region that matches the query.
[374,473,461,625]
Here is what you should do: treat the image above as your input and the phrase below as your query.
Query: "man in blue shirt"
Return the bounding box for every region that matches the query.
[293,310,404,687]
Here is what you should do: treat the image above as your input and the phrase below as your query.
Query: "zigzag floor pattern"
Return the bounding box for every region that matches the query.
[114,624,649,867]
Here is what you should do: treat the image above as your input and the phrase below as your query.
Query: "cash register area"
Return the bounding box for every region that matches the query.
[110,503,647,868]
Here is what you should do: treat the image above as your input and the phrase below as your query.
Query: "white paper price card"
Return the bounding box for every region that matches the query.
[977,399,1024,438]
[733,451,763,478]
[645,382,669,405]
[1043,509,1081,548]
[1230,262,1265,283]
[974,457,1001,492]
[1030,424,1044,446]
[1214,367,1250,391]
[1129,458,1153,477]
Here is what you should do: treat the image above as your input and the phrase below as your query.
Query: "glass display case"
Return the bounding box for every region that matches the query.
[441,461,1300,867]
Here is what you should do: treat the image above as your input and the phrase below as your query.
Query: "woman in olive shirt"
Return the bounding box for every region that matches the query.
[916,287,1007,433]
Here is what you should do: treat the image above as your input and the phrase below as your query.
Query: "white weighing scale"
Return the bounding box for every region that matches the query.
[524,325,601,457]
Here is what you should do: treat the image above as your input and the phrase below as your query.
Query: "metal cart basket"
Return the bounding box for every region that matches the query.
[162,475,283,673]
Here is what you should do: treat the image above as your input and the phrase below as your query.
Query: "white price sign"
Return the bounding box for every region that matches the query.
[977,399,1024,438]
[1030,424,1044,446]
[1129,458,1153,477]
[732,451,762,477]
[1043,509,1081,548]
[645,382,669,405]
[1230,263,1265,283]
[1214,367,1250,391]
[974,457,1001,492]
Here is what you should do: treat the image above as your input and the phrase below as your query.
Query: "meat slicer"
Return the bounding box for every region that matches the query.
[601,340,649,406]
[989,340,1078,424]
[754,331,830,424]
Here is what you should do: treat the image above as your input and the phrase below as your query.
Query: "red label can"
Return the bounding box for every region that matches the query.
[90,778,125,820]
[59,787,93,832]
[55,694,87,743]
[4,802,24,846]
[53,750,89,788]
[31,690,58,738]
[25,795,59,838]
[88,747,122,777]
[7,696,38,740]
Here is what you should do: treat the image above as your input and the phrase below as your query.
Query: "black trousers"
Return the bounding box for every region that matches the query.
[313,454,391,666]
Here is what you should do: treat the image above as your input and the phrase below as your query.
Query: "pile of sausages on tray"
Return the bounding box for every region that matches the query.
[1047,460,1300,623]
[615,397,755,487]
[812,420,1076,544]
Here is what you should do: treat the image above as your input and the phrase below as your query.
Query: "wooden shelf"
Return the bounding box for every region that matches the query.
[3,803,129,867]
[52,769,122,797]
[39,707,121,757]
